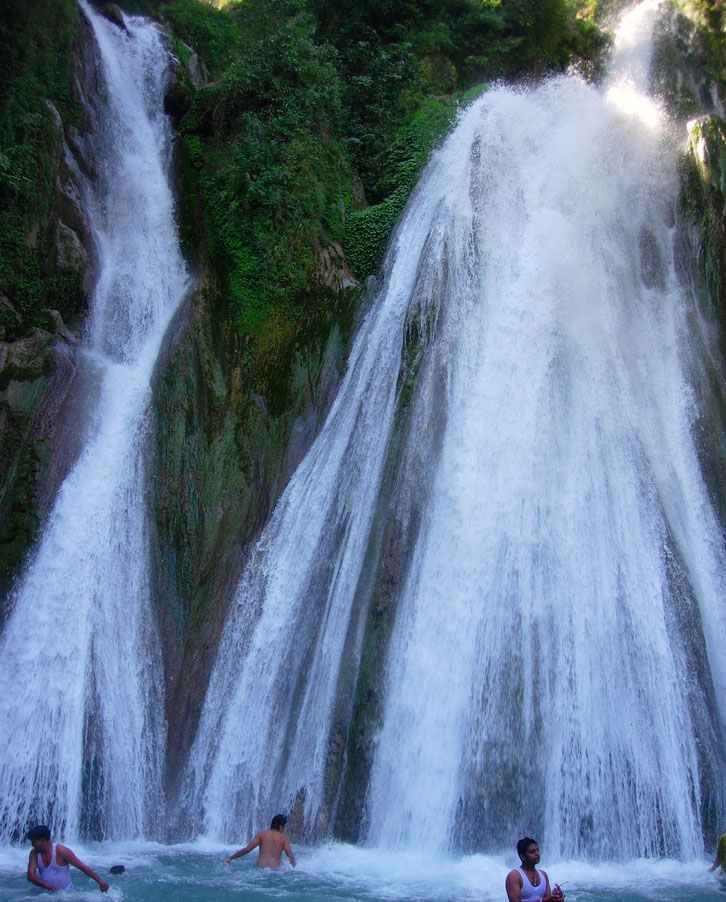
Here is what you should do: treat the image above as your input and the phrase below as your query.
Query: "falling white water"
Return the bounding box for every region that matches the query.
[186,0,726,859]
[0,2,190,841]
[182,145,438,841]
[364,0,726,858]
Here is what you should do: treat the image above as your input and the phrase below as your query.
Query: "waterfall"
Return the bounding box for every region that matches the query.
[185,0,726,858]
[0,2,190,841]
[364,0,726,858]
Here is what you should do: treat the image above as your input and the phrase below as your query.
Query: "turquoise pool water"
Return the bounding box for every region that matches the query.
[1,842,724,901]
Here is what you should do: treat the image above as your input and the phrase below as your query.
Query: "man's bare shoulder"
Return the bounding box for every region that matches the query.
[261,830,285,841]
[54,844,74,863]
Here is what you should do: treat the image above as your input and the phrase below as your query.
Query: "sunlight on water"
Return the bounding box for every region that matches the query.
[604,1,665,128]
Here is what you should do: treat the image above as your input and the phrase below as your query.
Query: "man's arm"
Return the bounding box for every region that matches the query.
[27,849,59,893]
[57,845,109,892]
[505,868,522,902]
[283,837,296,868]
[223,834,260,866]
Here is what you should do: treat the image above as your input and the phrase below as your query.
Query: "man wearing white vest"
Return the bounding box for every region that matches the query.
[26,825,109,893]
[505,836,565,902]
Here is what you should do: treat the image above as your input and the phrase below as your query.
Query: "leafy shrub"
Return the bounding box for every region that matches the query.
[345,96,459,276]
[0,0,83,328]
[179,1,353,337]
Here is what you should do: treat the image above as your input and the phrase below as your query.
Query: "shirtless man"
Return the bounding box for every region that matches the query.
[505,837,564,902]
[222,814,296,870]
[26,824,109,893]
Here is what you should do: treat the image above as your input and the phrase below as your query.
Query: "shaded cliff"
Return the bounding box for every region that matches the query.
[0,3,97,603]
[151,269,361,808]
[657,0,726,525]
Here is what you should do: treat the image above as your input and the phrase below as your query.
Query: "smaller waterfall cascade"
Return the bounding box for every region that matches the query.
[182,163,440,841]
[364,0,726,858]
[0,2,190,841]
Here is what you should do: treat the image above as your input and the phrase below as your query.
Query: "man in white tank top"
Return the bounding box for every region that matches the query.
[505,836,565,902]
[27,824,109,893]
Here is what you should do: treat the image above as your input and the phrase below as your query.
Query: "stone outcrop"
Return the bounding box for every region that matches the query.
[652,7,725,118]
[0,17,95,606]
[655,2,726,330]
[150,269,359,824]
[683,117,726,319]
[654,2,726,538]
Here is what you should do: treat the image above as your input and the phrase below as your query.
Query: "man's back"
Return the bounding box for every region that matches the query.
[222,815,296,870]
[256,829,293,869]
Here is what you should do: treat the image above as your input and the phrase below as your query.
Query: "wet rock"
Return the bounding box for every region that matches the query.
[315,241,359,293]
[652,8,725,119]
[99,3,128,33]
[2,328,53,383]
[0,295,22,344]
[183,45,209,90]
[54,221,89,277]
[45,309,79,346]
[165,42,209,126]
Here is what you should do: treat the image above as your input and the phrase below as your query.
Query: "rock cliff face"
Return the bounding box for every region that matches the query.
[0,12,96,604]
[683,118,726,321]
[150,270,359,802]
[655,4,726,521]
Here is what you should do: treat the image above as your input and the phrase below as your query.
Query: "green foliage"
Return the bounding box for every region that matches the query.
[179,0,353,338]
[161,0,613,337]
[345,96,459,276]
[300,0,608,277]
[0,0,613,345]
[161,0,240,76]
[0,0,83,328]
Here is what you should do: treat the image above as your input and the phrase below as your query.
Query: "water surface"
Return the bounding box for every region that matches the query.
[0,844,723,901]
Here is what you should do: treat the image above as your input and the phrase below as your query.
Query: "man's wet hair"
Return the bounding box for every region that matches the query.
[27,825,51,842]
[517,836,538,856]
[270,814,287,831]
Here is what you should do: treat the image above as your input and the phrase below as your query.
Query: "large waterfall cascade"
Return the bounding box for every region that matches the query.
[0,2,191,841]
[0,0,723,865]
[363,1,726,859]
[186,0,726,860]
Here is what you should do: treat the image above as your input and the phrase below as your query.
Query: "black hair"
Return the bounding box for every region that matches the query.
[517,836,538,856]
[27,825,51,842]
[270,814,287,831]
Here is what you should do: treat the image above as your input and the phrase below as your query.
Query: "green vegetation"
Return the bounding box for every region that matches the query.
[0,0,611,351]
[0,0,84,338]
[673,0,726,91]
[154,0,608,350]
[174,0,352,342]
[344,95,461,277]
